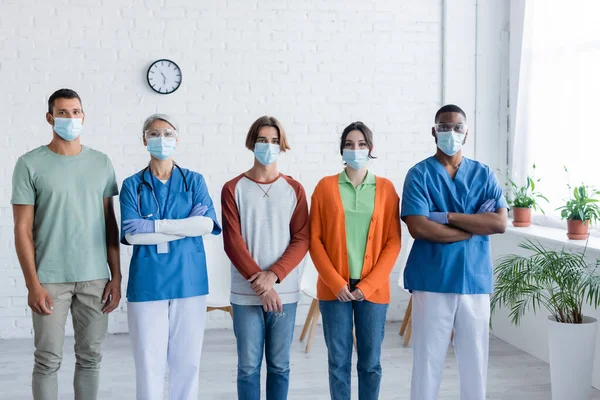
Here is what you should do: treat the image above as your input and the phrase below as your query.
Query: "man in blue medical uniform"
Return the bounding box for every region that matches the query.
[401,104,508,400]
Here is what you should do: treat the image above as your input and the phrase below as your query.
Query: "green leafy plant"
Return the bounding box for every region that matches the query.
[556,167,600,224]
[491,240,600,324]
[504,164,548,212]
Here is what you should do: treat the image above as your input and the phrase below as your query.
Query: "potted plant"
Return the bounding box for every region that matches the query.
[556,182,600,240]
[491,240,600,400]
[505,165,548,227]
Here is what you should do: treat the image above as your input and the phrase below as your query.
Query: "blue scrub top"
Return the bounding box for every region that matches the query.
[401,156,508,294]
[120,166,222,302]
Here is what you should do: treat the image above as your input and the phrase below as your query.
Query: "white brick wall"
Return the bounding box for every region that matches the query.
[0,0,508,339]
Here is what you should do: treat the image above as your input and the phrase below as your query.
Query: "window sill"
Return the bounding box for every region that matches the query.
[506,218,600,253]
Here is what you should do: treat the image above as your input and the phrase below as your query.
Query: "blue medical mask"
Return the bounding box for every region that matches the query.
[254,143,280,166]
[53,117,83,141]
[436,131,465,156]
[343,149,369,170]
[147,137,177,160]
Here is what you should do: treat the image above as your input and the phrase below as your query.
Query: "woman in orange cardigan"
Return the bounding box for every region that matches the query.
[309,122,402,400]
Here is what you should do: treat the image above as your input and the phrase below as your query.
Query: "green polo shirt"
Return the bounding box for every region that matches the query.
[338,170,376,279]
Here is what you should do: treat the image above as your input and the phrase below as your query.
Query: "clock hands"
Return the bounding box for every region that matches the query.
[148,60,181,94]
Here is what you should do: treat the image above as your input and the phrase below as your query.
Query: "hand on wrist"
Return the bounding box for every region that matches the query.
[268,270,279,283]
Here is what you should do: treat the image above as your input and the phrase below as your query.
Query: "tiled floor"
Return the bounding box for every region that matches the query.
[1,322,599,399]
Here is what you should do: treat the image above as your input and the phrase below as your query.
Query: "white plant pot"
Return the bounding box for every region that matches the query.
[547,316,598,400]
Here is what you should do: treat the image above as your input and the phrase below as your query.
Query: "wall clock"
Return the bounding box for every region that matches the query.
[147,59,182,94]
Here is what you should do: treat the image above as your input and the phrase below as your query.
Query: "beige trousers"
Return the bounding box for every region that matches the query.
[32,279,109,400]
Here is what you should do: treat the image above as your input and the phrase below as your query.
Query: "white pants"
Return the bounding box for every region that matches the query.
[128,295,207,400]
[410,291,490,400]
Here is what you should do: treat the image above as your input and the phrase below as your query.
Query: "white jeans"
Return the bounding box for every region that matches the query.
[410,291,490,400]
[128,295,207,400]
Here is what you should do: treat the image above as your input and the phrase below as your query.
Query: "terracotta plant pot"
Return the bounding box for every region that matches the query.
[567,219,590,240]
[512,207,532,227]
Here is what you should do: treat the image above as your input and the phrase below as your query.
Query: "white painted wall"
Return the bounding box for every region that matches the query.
[0,0,510,339]
[491,230,600,389]
[443,0,509,173]
[509,0,526,139]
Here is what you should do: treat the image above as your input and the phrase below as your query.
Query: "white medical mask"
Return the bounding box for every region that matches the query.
[254,143,280,166]
[343,149,370,170]
[147,137,177,160]
[436,131,465,156]
[53,117,83,141]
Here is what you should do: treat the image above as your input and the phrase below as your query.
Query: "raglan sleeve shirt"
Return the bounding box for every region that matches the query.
[268,178,309,282]
[221,179,263,280]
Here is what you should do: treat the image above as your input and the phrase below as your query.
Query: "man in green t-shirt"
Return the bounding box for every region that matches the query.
[11,88,121,400]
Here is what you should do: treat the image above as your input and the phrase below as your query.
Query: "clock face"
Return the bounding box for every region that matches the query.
[147,59,182,94]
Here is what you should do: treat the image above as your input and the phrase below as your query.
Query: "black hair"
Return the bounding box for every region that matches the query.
[48,88,82,114]
[434,104,466,123]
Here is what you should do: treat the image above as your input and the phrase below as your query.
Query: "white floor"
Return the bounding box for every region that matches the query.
[1,322,599,400]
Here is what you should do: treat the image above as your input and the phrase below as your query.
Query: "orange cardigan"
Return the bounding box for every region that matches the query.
[309,174,402,304]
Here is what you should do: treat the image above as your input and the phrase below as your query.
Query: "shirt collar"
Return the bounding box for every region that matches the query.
[339,170,376,185]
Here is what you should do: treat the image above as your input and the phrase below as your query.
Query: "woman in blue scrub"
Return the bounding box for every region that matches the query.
[401,104,508,400]
[119,114,221,400]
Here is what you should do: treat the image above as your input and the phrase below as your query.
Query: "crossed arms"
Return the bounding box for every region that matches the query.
[404,208,507,243]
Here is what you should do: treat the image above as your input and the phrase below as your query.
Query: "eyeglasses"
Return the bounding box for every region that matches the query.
[144,128,178,139]
[434,123,467,134]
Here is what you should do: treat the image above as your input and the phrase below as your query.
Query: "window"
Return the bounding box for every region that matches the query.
[512,0,600,228]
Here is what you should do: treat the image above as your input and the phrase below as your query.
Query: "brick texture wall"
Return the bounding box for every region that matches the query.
[0,0,444,339]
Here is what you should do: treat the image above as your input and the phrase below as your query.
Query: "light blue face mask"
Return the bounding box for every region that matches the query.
[343,149,369,170]
[147,137,177,160]
[53,118,83,141]
[436,131,466,156]
[254,143,280,166]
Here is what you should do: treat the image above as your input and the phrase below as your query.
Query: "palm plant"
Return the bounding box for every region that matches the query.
[491,239,600,325]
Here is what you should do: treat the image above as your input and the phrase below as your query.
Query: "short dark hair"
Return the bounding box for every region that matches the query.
[339,121,377,159]
[434,104,466,123]
[48,89,83,114]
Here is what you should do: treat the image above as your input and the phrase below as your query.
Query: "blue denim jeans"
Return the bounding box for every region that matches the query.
[320,299,388,400]
[232,302,297,400]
